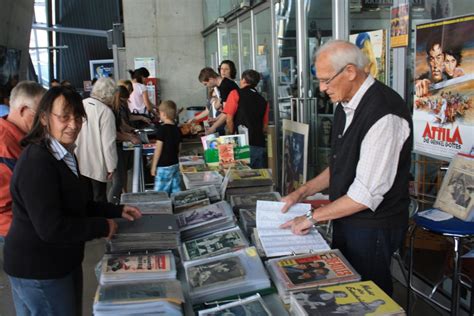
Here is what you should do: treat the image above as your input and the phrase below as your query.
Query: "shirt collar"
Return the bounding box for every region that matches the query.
[48,136,76,161]
[341,75,375,110]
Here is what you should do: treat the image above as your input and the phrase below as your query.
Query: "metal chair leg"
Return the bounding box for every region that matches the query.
[451,236,461,316]
[407,225,417,316]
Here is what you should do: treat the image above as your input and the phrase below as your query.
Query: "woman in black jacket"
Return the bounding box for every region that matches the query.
[3,86,141,316]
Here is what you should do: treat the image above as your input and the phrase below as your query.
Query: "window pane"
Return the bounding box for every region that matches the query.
[240,18,252,73]
[255,9,273,117]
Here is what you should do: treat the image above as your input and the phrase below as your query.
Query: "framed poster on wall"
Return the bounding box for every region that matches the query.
[89,59,114,80]
[279,57,294,85]
[281,119,309,196]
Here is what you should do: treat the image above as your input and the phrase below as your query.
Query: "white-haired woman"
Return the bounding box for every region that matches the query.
[75,77,118,202]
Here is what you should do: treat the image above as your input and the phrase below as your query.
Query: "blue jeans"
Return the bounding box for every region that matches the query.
[250,146,267,169]
[8,267,82,316]
[332,220,407,296]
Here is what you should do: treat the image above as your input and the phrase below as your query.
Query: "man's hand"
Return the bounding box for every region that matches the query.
[280,215,313,235]
[121,205,142,221]
[106,219,118,240]
[415,79,431,97]
[130,135,141,145]
[280,190,302,213]
[106,172,114,181]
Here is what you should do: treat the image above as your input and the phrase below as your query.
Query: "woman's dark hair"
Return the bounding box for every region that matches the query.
[218,60,237,79]
[112,85,130,113]
[21,86,86,149]
[128,67,150,84]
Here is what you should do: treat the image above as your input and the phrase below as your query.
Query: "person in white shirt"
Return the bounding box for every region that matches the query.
[75,78,118,202]
[128,67,154,115]
[280,40,413,296]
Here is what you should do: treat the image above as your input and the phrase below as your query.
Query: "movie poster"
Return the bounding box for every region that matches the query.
[282,119,309,195]
[349,29,387,83]
[413,15,474,160]
[390,3,409,48]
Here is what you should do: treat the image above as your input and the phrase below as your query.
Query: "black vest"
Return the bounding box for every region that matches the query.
[329,80,413,228]
[234,86,267,147]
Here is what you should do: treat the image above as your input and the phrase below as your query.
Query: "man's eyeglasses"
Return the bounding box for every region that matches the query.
[319,64,350,86]
[51,112,86,124]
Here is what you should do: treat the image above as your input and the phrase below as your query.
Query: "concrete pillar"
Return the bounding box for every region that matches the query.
[123,0,206,109]
[0,0,35,81]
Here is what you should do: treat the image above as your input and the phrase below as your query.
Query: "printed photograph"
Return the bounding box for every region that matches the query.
[177,207,224,228]
[187,257,245,289]
[282,119,309,195]
[184,231,247,260]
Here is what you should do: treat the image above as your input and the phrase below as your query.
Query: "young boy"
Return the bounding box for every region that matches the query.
[150,100,182,193]
[223,69,269,168]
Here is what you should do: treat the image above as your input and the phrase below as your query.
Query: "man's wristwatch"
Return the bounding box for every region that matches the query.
[305,208,318,225]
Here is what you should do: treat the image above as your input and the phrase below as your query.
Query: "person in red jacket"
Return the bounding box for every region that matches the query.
[0,81,46,240]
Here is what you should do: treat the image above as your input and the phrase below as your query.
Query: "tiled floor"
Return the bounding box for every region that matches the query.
[0,239,455,316]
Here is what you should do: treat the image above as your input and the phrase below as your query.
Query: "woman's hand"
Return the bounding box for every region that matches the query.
[121,205,142,221]
[106,219,118,240]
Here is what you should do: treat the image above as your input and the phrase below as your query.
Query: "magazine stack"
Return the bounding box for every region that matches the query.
[178,155,207,172]
[180,226,249,261]
[198,293,272,315]
[176,201,236,240]
[225,169,274,199]
[99,251,177,285]
[107,214,179,253]
[182,171,223,191]
[266,249,361,303]
[183,247,270,304]
[230,191,281,213]
[239,208,257,237]
[93,280,184,316]
[290,280,405,316]
[171,185,221,213]
[120,191,172,214]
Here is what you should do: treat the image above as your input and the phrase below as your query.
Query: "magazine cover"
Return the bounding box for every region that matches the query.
[187,256,246,289]
[276,250,359,290]
[413,15,474,160]
[291,281,405,316]
[183,229,248,261]
[103,254,171,274]
[176,204,226,229]
[218,134,248,147]
[434,153,474,220]
[198,293,271,316]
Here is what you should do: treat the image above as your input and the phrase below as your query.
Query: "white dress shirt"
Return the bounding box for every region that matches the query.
[339,75,411,211]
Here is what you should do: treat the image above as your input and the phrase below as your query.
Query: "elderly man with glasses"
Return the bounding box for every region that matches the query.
[281,40,413,297]
[0,81,46,241]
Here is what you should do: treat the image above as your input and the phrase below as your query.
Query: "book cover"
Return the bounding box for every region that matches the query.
[183,229,247,261]
[187,256,246,289]
[276,250,359,290]
[104,254,170,274]
[291,280,405,315]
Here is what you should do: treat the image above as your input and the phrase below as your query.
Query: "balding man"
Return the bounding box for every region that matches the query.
[280,40,412,296]
[0,81,46,240]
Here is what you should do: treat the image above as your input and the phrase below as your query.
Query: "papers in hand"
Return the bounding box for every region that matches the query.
[256,201,330,257]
